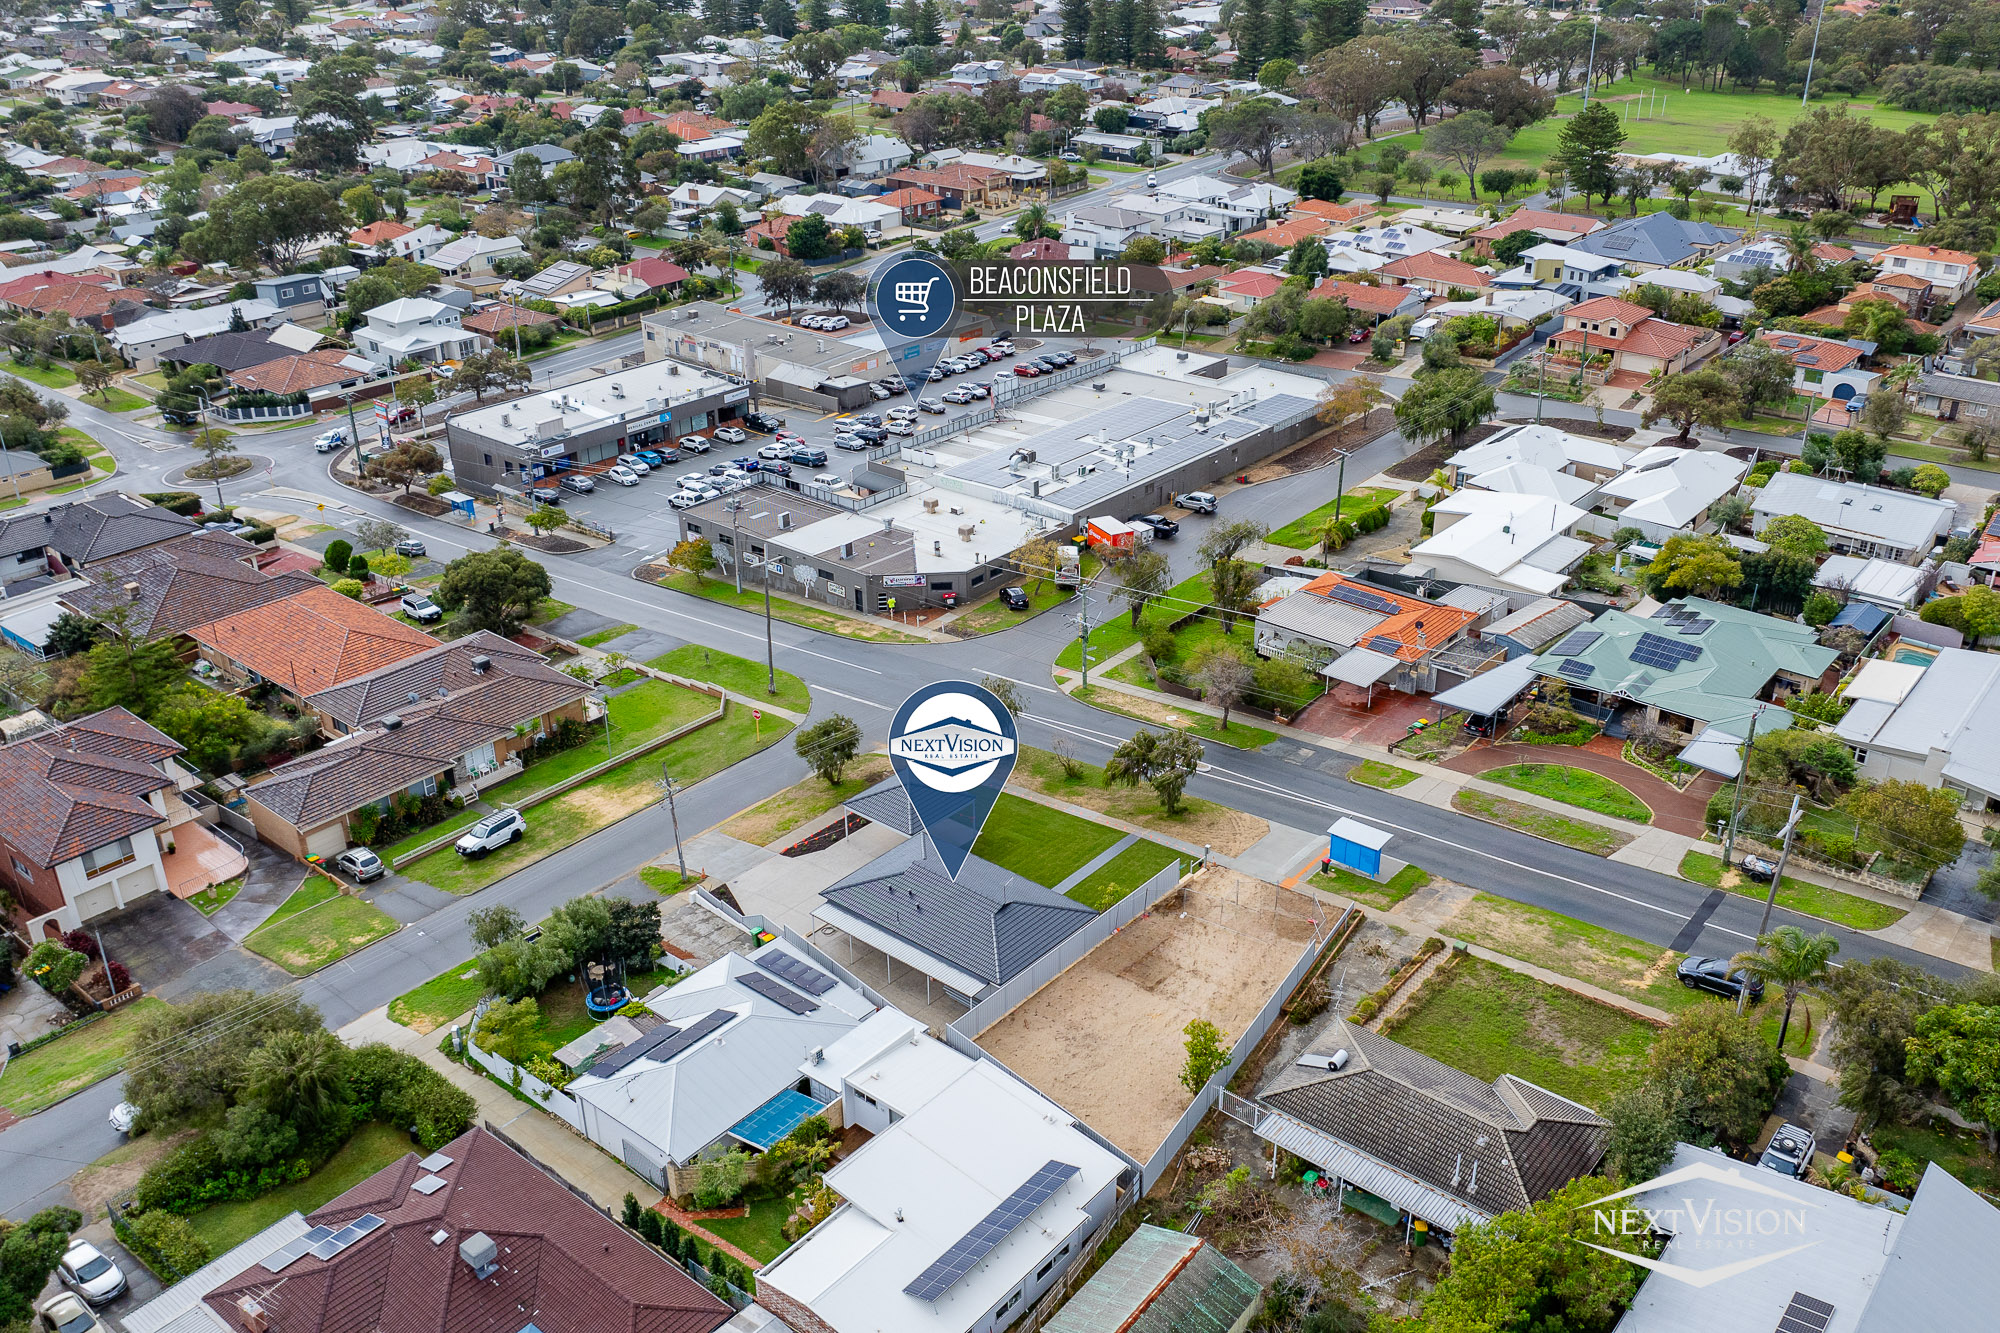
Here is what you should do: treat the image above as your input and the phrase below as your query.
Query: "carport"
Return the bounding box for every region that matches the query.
[1429,655,1539,738]
[811,902,987,1007]
[1321,647,1401,707]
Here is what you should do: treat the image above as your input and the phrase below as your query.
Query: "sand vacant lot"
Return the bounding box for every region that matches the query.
[976,868,1321,1160]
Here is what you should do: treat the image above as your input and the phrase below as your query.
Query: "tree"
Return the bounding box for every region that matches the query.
[1105,727,1203,814]
[761,257,815,314]
[795,714,861,784]
[1644,532,1742,600]
[469,904,525,951]
[668,537,717,584]
[291,87,372,176]
[1645,1005,1790,1149]
[1803,428,1889,483]
[1114,547,1171,628]
[1861,390,1908,445]
[813,269,866,313]
[785,211,833,261]
[453,348,531,404]
[1844,779,1967,870]
[124,990,325,1127]
[1603,1080,1686,1186]
[1731,926,1839,1051]
[1209,99,1288,179]
[80,635,184,716]
[1641,369,1739,443]
[1425,110,1512,200]
[435,547,552,636]
[183,174,345,271]
[245,1028,351,1132]
[1180,1018,1229,1093]
[1445,66,1555,131]
[1284,235,1328,279]
[356,517,408,556]
[524,504,570,536]
[1189,640,1253,729]
[1905,1004,2000,1150]
[1554,100,1627,210]
[324,540,353,576]
[1315,375,1385,436]
[366,440,442,495]
[0,1206,86,1325]
[1909,461,1951,497]
[1760,514,1830,559]
[1822,957,1948,1129]
[1393,365,1494,448]
[152,686,267,773]
[980,675,1025,719]
[1413,1178,1646,1329]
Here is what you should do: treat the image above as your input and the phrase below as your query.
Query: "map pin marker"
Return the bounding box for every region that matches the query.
[887,680,1019,881]
[869,252,961,403]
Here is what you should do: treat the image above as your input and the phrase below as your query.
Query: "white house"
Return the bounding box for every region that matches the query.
[1409,490,1592,596]
[1596,445,1750,542]
[1836,648,2000,810]
[422,233,527,293]
[1060,205,1155,257]
[1874,243,1979,304]
[1754,329,1881,404]
[1751,473,1955,564]
[846,134,914,178]
[778,192,901,236]
[353,296,476,367]
[108,300,284,371]
[1445,422,1634,508]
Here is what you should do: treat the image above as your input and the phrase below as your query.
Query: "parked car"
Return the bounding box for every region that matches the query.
[758,443,791,460]
[917,398,947,414]
[678,434,711,453]
[967,381,992,398]
[761,460,793,476]
[669,490,706,509]
[332,846,387,883]
[1001,586,1030,610]
[775,429,807,446]
[835,435,871,451]
[456,808,525,857]
[559,474,595,494]
[394,538,427,558]
[712,425,746,445]
[606,465,640,486]
[529,486,562,504]
[1740,854,1779,883]
[1060,150,1082,161]
[878,377,908,395]
[885,419,915,435]
[926,366,947,381]
[1759,1123,1816,1178]
[1676,955,1765,1002]
[637,448,675,466]
[108,1102,137,1135]
[615,454,649,474]
[1012,363,1042,377]
[1130,514,1179,538]
[943,387,975,404]
[849,426,886,442]
[887,404,918,421]
[37,1293,99,1333]
[58,1241,126,1307]
[853,413,885,427]
[314,430,346,453]
[789,446,829,465]
[867,382,892,400]
[744,411,786,432]
[1175,491,1218,514]
[814,472,844,486]
[399,592,442,622]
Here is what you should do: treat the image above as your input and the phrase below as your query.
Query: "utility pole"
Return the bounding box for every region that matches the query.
[659,766,689,883]
[761,550,778,695]
[1333,448,1347,522]
[1740,794,1804,1016]
[1582,18,1602,107]
[1719,707,1761,871]
[345,390,369,470]
[1073,590,1093,690]
[1801,0,1829,106]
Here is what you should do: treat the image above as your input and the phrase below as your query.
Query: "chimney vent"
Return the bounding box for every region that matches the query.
[382,714,403,730]
[778,511,792,529]
[471,654,492,672]
[460,1232,500,1279]
[124,581,141,600]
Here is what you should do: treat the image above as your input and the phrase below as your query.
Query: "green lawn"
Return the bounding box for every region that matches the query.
[952,577,1074,633]
[1009,744,1246,850]
[378,806,485,864]
[656,572,927,642]
[1453,790,1634,855]
[1266,489,1403,549]
[641,866,704,894]
[1312,863,1431,912]
[701,1191,798,1264]
[187,875,245,916]
[80,385,147,412]
[577,623,638,647]
[479,679,718,804]
[647,643,810,713]
[528,597,575,624]
[1757,993,1828,1060]
[1446,893,1707,1015]
[405,707,792,894]
[1065,838,1184,910]
[1056,570,1216,671]
[1871,1119,2000,1193]
[1348,760,1417,790]
[5,359,77,388]
[0,998,166,1116]
[1482,764,1652,823]
[1386,956,1657,1110]
[244,888,400,975]
[480,979,597,1062]
[388,961,488,1034]
[186,1124,415,1257]
[1678,851,1906,932]
[1071,685,1278,750]
[257,874,340,925]
[721,756,892,846]
[972,792,1125,888]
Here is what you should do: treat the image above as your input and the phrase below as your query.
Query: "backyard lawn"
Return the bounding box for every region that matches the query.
[1311,863,1431,913]
[388,961,489,1034]
[647,643,810,713]
[1871,1119,2000,1193]
[1679,851,1907,932]
[1482,764,1652,823]
[1386,955,1658,1110]
[655,572,927,643]
[0,998,166,1116]
[1452,790,1635,855]
[243,881,399,975]
[1064,838,1185,911]
[1348,760,1417,790]
[1071,684,1277,750]
[721,756,892,847]
[186,1124,415,1257]
[700,1192,798,1264]
[972,793,1125,888]
[1266,488,1403,549]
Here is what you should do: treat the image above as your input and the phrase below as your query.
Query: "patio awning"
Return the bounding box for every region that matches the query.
[1678,726,1744,779]
[1247,1101,1490,1234]
[1321,647,1401,687]
[812,903,989,999]
[1430,656,1539,717]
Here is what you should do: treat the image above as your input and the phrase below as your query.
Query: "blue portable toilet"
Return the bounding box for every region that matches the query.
[1326,818,1394,879]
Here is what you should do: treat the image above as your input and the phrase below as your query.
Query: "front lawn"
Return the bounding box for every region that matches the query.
[648,643,810,713]
[1266,488,1403,549]
[720,756,893,847]
[654,572,927,642]
[478,678,718,804]
[1009,745,1262,855]
[1055,570,1215,672]
[0,998,166,1116]
[1443,893,1706,1015]
[1452,790,1635,855]
[1678,851,1905,931]
[243,886,400,975]
[1482,764,1652,823]
[82,385,147,412]
[1065,838,1184,910]
[186,1123,414,1257]
[1312,863,1431,912]
[388,961,488,1033]
[1348,760,1417,790]
[972,792,1125,888]
[5,359,77,388]
[1386,955,1657,1110]
[188,875,245,916]
[1071,684,1277,750]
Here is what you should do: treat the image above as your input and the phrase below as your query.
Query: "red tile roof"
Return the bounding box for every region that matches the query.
[1240,217,1330,248]
[205,100,260,118]
[0,269,113,305]
[1292,199,1377,224]
[611,256,690,291]
[1552,315,1712,360]
[226,349,369,395]
[1562,295,1654,324]
[1166,263,1227,288]
[1313,278,1418,314]
[190,584,437,697]
[0,707,179,868]
[1756,329,1866,374]
[1009,238,1071,261]
[418,151,494,175]
[875,187,943,211]
[61,175,143,201]
[349,219,413,247]
[1293,572,1476,661]
[15,278,148,321]
[873,89,918,110]
[1378,250,1488,286]
[1221,271,1285,299]
[1468,208,1602,243]
[463,304,559,336]
[1876,243,1977,268]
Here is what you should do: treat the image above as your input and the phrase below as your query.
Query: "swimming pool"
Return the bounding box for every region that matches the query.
[1892,644,1940,665]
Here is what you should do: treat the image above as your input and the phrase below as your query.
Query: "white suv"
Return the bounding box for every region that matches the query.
[455,808,525,857]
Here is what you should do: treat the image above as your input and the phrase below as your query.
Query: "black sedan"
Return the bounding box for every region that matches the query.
[1677,956,1764,1002]
[1129,514,1179,538]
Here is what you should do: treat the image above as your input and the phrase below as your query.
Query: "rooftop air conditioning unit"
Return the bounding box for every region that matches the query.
[779,511,792,529]
[611,383,625,398]
[841,541,854,558]
[471,655,491,673]
[500,412,510,425]
[923,498,938,513]
[1092,381,1106,391]
[382,714,403,730]
[669,364,680,375]
[460,1233,500,1280]
[959,525,976,542]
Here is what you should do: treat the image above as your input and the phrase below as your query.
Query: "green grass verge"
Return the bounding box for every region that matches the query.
[972,792,1125,888]
[700,1191,798,1264]
[1265,489,1403,549]
[577,623,638,647]
[647,643,810,713]
[1312,863,1432,911]
[185,1124,414,1257]
[1056,570,1218,671]
[951,577,1074,633]
[188,875,245,916]
[1453,789,1633,855]
[1482,763,1652,823]
[1348,760,1418,790]
[1678,851,1906,932]
[1071,684,1278,750]
[1447,892,1707,1014]
[0,998,166,1116]
[1387,955,1656,1110]
[388,961,488,1033]
[377,806,485,863]
[257,874,340,926]
[656,572,927,642]
[5,360,77,388]
[1065,838,1184,911]
[640,866,704,894]
[479,679,717,802]
[244,890,399,975]
[82,385,147,412]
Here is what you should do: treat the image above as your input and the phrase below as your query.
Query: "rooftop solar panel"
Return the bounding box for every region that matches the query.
[417,1152,454,1171]
[904,1161,1081,1303]
[1678,618,1713,636]
[1776,1292,1835,1333]
[754,949,836,995]
[587,1018,686,1077]
[260,1238,312,1273]
[1629,631,1703,671]
[1549,629,1601,656]
[412,1174,449,1195]
[635,1008,734,1066]
[740,972,819,1015]
[303,1226,335,1243]
[1322,582,1402,616]
[1557,659,1595,680]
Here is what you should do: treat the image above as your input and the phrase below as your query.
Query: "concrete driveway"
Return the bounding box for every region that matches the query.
[93,893,290,1001]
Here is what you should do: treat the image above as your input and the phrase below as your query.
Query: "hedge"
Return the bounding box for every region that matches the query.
[143,491,204,516]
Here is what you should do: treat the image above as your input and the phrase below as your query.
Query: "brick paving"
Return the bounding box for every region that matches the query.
[1439,740,1723,838]
[652,1196,765,1271]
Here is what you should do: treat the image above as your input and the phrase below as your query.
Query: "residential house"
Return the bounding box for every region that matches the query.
[845,134,914,178]
[160,327,296,374]
[0,707,231,938]
[251,272,329,323]
[1478,596,1597,659]
[1958,294,2000,343]
[108,300,284,371]
[1377,249,1491,297]
[1410,489,1592,597]
[1042,1226,1259,1333]
[755,1020,1129,1333]
[57,530,318,642]
[461,302,560,348]
[1153,174,1294,234]
[488,141,574,191]
[1312,277,1425,324]
[591,255,690,301]
[0,494,202,583]
[674,134,746,163]
[353,296,477,367]
[1254,571,1480,693]
[1813,554,1926,609]
[1060,205,1155,258]
[1755,329,1880,405]
[1529,598,1839,733]
[1751,472,1955,563]
[118,1129,731,1333]
[349,219,454,262]
[1913,371,2000,423]
[225,348,380,397]
[776,192,902,237]
[422,233,527,294]
[1515,242,1625,295]
[1336,222,1458,261]
[1545,295,1723,378]
[1235,1018,1607,1243]
[1710,235,1858,284]
[1420,288,1573,332]
[504,259,594,302]
[237,114,298,151]
[1010,237,1079,262]
[1565,212,1739,271]
[1237,215,1329,250]
[1466,208,1604,258]
[565,940,877,1196]
[1292,198,1377,228]
[189,582,437,707]
[876,186,945,225]
[1069,129,1148,160]
[1216,270,1285,311]
[1874,243,1979,305]
[1595,445,1750,543]
[1444,422,1635,508]
[0,271,150,331]
[1836,646,2000,809]
[885,164,1005,209]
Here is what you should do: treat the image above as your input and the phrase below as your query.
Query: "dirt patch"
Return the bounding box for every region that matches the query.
[1242,410,1397,482]
[975,867,1319,1161]
[394,493,452,516]
[722,757,894,846]
[1384,438,1458,481]
[69,1128,196,1219]
[562,782,653,823]
[503,529,590,553]
[1500,415,1634,440]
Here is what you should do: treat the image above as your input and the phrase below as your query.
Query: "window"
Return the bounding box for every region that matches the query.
[81,837,135,876]
[408,775,438,798]
[11,856,31,881]
[1036,1258,1055,1280]
[1853,748,1868,765]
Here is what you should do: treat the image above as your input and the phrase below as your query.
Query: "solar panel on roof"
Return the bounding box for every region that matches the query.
[629,1008,735,1068]
[1322,582,1402,615]
[1558,659,1595,680]
[741,972,819,1014]
[1629,631,1703,671]
[1678,618,1713,635]
[303,1226,335,1243]
[754,949,836,995]
[1549,629,1601,656]
[417,1152,454,1171]
[587,1018,686,1077]
[412,1174,449,1195]
[904,1161,1081,1303]
[353,1214,384,1234]
[260,1238,313,1273]
[1650,605,1680,619]
[1776,1292,1835,1333]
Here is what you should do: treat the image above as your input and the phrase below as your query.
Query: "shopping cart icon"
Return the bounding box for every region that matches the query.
[893,277,938,323]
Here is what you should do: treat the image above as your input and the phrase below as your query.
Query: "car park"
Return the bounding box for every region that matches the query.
[400,592,441,622]
[395,538,427,557]
[713,425,748,444]
[1676,955,1764,1002]
[1175,491,1218,513]
[38,1292,100,1333]
[967,381,992,398]
[789,446,828,465]
[559,475,595,494]
[669,491,705,509]
[314,429,347,453]
[456,808,525,857]
[885,419,915,435]
[606,465,640,486]
[1001,586,1031,610]
[618,453,651,474]
[1759,1123,1816,1178]
[678,434,711,453]
[58,1240,126,1306]
[332,846,387,883]
[529,486,562,504]
[917,398,947,413]
[1013,363,1041,377]
[943,387,974,404]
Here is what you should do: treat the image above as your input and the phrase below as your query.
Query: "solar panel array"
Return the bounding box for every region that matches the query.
[1677,617,1714,636]
[1557,659,1595,681]
[417,1152,455,1171]
[1548,630,1601,657]
[1322,582,1403,616]
[1628,631,1703,671]
[1776,1292,1835,1333]
[740,972,819,1015]
[412,1174,449,1196]
[755,950,836,995]
[263,1215,386,1272]
[903,1161,1081,1302]
[589,1009,736,1077]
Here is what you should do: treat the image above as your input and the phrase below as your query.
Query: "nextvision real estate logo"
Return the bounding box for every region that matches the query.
[887,680,1018,880]
[1576,1159,1825,1289]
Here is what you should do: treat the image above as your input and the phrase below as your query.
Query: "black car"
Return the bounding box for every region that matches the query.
[1677,955,1765,1002]
[790,446,828,466]
[1001,586,1031,610]
[1048,350,1077,366]
[743,411,786,432]
[530,486,562,504]
[1129,514,1179,538]
[761,460,793,476]
[394,538,427,558]
[850,425,886,442]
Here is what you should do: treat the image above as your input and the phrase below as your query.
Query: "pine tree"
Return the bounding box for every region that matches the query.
[736,0,759,28]
[1061,0,1091,58]
[1556,101,1627,209]
[1303,0,1361,54]
[802,0,832,27]
[1135,0,1167,66]
[914,0,942,43]
[1267,0,1298,60]
[1234,0,1269,71]
[1112,0,1139,62]
[701,0,733,30]
[851,0,888,23]
[1084,0,1114,61]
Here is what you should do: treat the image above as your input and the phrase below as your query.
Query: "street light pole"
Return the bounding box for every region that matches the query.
[1582,18,1602,107]
[727,499,745,594]
[1739,795,1804,1016]
[1801,0,1830,106]
[345,391,369,470]
[660,766,689,883]
[761,555,778,696]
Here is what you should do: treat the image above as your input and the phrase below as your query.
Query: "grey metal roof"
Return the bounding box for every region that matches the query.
[1917,372,2000,407]
[845,774,920,835]
[820,835,1095,986]
[1861,646,2000,799]
[1567,212,1738,267]
[1753,472,1956,548]
[0,493,198,565]
[1857,1163,2000,1331]
[1483,596,1592,650]
[1431,654,1540,716]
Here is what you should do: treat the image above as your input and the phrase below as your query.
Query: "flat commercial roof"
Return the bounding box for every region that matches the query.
[452,359,740,448]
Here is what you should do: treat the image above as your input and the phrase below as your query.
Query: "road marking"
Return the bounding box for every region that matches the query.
[814,685,891,711]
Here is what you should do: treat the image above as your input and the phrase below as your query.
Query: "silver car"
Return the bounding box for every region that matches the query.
[58,1242,125,1306]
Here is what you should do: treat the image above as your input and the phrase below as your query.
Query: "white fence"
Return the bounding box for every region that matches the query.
[461,996,587,1130]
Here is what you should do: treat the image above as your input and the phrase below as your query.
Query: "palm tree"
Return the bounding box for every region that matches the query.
[1315,516,1349,563]
[1731,925,1840,1051]
[1014,204,1049,242]
[246,1029,350,1132]
[1782,223,1822,277]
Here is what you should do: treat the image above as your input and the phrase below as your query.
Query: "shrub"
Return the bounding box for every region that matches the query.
[142,490,203,515]
[24,941,86,995]
[692,1148,751,1209]
[332,578,365,599]
[1140,621,1177,663]
[346,1042,476,1150]
[125,1209,212,1277]
[240,523,276,544]
[1875,1149,1921,1194]
[59,928,101,960]
[346,554,370,580]
[323,539,352,574]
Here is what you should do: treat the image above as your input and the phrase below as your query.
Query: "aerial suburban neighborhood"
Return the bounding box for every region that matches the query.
[5,0,2000,1331]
